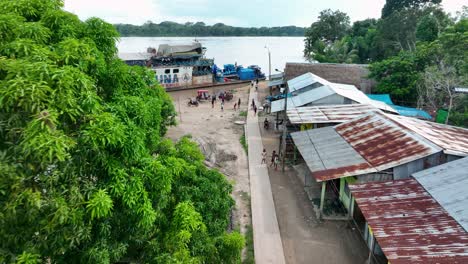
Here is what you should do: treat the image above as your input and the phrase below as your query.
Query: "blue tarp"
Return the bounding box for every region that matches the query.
[367,94,432,120]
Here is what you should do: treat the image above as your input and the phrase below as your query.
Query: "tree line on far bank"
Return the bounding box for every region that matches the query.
[304,0,467,127]
[115,21,306,37]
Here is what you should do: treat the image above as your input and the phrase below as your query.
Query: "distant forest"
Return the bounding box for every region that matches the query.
[115,21,306,36]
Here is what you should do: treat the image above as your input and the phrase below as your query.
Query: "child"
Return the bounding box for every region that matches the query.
[221,102,224,112]
[261,149,267,164]
[274,154,279,170]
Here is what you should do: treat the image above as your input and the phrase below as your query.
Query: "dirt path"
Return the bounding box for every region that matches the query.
[257,82,369,264]
[165,83,252,247]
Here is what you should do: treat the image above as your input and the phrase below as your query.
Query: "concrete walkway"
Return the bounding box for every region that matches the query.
[246,87,286,264]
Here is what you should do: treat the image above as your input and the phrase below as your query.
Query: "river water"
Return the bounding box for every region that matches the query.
[117,37,306,75]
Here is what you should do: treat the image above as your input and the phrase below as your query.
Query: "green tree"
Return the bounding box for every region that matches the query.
[381,0,442,18]
[0,0,243,263]
[416,14,440,42]
[304,9,351,61]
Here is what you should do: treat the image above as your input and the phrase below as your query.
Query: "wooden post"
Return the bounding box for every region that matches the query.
[348,196,355,220]
[320,181,326,216]
[367,233,375,264]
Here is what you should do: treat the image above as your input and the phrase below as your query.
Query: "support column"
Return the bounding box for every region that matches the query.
[320,181,326,216]
[348,196,355,220]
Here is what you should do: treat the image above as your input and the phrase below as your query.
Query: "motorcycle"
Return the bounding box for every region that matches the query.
[187,98,199,107]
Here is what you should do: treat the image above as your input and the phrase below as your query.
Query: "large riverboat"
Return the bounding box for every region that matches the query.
[118,41,265,90]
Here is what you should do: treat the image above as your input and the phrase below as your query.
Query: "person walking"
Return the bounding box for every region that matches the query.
[274,153,279,170]
[211,96,215,108]
[221,101,224,112]
[251,99,255,109]
[238,98,241,107]
[255,83,258,91]
[270,150,276,167]
[261,149,267,164]
[253,105,257,116]
[234,103,237,111]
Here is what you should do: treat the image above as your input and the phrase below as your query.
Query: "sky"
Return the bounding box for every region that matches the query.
[64,0,466,27]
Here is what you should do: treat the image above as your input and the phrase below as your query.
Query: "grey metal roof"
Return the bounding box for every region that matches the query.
[118,52,151,61]
[287,104,381,124]
[454,87,468,94]
[271,86,335,113]
[270,73,284,80]
[272,72,397,114]
[287,72,330,93]
[412,156,468,232]
[290,127,376,182]
[268,79,285,87]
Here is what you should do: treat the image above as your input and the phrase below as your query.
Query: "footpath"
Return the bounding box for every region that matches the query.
[246,86,286,264]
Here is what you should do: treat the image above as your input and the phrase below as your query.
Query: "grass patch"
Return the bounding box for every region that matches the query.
[240,132,248,155]
[243,225,255,264]
[239,111,247,117]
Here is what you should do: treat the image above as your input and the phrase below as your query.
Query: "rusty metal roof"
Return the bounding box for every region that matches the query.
[386,114,468,157]
[291,112,442,182]
[350,178,468,264]
[287,104,381,124]
[290,127,376,182]
[413,157,468,232]
[336,112,441,171]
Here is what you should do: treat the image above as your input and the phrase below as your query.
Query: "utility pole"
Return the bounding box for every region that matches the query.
[264,46,271,80]
[281,84,288,172]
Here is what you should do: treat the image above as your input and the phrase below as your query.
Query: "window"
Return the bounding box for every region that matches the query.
[173,69,179,73]
[164,69,170,74]
[294,82,324,95]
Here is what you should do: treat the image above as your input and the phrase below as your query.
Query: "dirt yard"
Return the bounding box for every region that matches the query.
[165,83,252,242]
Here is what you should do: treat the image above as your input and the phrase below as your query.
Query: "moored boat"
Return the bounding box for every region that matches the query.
[118,41,265,90]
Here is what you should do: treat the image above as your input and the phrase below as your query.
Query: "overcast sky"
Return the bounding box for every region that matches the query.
[64,0,465,27]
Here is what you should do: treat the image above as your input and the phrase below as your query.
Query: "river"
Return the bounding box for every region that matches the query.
[117,37,306,75]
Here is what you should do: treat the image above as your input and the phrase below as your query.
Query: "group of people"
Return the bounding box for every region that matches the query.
[261,149,279,170]
[211,95,241,112]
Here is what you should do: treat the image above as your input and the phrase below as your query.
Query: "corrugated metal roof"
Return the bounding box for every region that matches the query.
[268,79,285,87]
[271,86,335,113]
[413,156,468,232]
[287,104,381,124]
[336,112,441,171]
[291,112,442,182]
[290,127,376,181]
[272,72,397,114]
[287,72,330,93]
[350,178,468,264]
[455,87,468,94]
[386,114,468,156]
[118,52,151,61]
[331,84,397,113]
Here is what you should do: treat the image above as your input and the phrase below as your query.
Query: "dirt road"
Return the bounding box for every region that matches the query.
[257,82,369,264]
[165,83,252,240]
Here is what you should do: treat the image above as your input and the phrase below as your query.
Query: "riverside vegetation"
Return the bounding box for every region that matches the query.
[304,1,467,126]
[0,0,244,263]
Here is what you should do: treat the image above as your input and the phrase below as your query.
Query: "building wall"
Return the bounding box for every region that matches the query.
[393,153,442,180]
[192,74,213,86]
[284,63,376,93]
[311,94,346,105]
[154,66,193,88]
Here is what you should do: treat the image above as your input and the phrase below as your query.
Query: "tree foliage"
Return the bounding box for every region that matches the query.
[304,9,351,62]
[115,21,305,37]
[0,0,243,263]
[381,0,442,18]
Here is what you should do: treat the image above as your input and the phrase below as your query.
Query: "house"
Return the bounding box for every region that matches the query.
[270,73,396,114]
[412,156,468,231]
[284,62,375,93]
[349,178,468,264]
[290,111,468,219]
[286,104,381,129]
